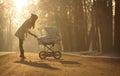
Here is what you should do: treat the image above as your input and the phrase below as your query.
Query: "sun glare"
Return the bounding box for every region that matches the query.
[13,0,39,28]
[15,0,28,14]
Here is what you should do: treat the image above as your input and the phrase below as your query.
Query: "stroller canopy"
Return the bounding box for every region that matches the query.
[38,26,61,45]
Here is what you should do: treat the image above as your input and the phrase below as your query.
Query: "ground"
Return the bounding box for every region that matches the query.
[0,52,120,76]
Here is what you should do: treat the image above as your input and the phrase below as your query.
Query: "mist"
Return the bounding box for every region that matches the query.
[0,0,120,55]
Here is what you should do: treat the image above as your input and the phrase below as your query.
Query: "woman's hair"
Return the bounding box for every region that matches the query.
[31,13,38,29]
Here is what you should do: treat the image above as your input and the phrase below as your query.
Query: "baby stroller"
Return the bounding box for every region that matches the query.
[30,26,62,59]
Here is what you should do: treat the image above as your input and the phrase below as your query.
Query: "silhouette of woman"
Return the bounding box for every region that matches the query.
[15,13,38,58]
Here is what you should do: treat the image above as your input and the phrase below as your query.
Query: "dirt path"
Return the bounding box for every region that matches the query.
[0,52,120,76]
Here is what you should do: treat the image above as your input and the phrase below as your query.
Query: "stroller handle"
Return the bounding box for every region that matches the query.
[28,31,38,39]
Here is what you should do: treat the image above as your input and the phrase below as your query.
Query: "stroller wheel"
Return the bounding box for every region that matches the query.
[39,51,46,59]
[53,51,61,59]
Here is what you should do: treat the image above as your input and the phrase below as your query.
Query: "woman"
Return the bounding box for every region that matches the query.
[15,13,38,58]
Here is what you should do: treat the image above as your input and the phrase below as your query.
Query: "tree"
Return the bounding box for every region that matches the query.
[0,2,6,51]
[114,0,120,53]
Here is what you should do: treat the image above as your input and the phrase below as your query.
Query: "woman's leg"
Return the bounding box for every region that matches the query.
[19,38,25,57]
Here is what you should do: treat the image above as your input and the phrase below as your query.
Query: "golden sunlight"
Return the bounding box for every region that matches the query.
[12,0,39,28]
[14,0,28,14]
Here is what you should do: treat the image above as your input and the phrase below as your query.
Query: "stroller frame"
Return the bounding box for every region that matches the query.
[39,42,61,59]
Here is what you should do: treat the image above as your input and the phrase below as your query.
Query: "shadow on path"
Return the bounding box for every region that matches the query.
[14,59,60,70]
[59,60,80,64]
[44,58,80,65]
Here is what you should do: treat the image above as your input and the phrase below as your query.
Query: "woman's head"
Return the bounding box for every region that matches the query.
[31,13,38,20]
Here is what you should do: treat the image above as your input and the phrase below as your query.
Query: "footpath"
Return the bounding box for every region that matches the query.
[63,51,120,59]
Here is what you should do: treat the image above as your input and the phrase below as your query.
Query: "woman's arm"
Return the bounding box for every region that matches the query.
[27,31,38,38]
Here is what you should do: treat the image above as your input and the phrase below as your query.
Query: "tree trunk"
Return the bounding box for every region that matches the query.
[114,0,120,53]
